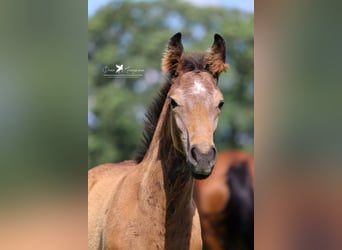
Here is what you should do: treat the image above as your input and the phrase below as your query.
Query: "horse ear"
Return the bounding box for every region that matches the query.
[162,32,183,77]
[207,34,229,76]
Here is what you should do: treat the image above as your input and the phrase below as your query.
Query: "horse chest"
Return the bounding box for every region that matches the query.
[105,223,165,250]
[104,210,201,250]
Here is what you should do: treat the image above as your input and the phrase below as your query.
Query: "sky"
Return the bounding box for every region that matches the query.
[88,0,254,17]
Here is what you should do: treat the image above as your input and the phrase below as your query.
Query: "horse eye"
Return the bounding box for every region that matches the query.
[170,98,178,109]
[218,100,224,110]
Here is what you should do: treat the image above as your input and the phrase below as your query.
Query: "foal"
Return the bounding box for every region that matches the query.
[88,32,228,250]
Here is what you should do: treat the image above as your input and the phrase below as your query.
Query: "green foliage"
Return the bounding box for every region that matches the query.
[88,0,254,168]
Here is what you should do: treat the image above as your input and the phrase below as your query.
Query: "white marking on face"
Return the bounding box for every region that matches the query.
[193,81,206,94]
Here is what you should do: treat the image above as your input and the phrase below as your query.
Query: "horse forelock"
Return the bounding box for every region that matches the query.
[180,53,207,72]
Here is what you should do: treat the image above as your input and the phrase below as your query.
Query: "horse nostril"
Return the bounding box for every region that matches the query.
[209,146,217,162]
[191,146,198,161]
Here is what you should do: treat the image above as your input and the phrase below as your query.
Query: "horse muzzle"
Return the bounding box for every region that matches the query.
[187,144,217,179]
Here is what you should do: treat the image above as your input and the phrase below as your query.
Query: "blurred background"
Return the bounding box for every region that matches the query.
[88,0,254,169]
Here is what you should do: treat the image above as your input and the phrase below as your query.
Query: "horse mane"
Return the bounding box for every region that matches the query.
[134,52,209,163]
[134,80,172,163]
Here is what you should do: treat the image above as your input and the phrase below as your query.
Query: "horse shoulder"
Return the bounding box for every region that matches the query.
[88,160,137,250]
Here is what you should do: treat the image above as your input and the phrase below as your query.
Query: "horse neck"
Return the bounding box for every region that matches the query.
[138,100,195,219]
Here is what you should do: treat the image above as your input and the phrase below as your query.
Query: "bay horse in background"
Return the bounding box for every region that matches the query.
[195,150,254,250]
[88,32,228,249]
